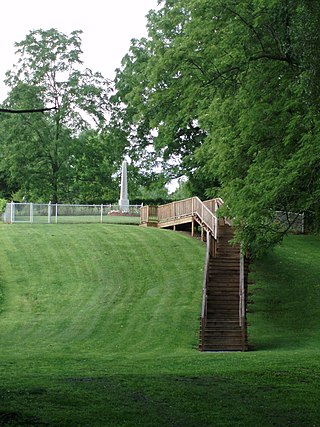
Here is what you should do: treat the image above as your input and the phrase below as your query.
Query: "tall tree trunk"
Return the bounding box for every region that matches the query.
[51,162,59,204]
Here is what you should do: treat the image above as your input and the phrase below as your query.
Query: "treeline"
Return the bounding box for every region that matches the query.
[113,0,320,253]
[1,2,320,254]
[0,29,168,206]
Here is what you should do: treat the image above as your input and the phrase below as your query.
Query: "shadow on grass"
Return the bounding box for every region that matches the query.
[249,236,320,351]
[0,373,317,426]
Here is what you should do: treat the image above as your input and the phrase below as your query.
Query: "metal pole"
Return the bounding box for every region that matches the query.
[30,203,34,223]
[10,201,14,224]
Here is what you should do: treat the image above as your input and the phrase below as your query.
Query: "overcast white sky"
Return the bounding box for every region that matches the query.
[0,0,158,102]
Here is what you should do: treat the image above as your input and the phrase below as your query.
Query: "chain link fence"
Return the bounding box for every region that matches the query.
[2,202,142,225]
[274,211,305,234]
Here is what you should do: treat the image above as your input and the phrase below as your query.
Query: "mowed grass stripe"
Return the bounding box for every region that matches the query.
[0,224,205,356]
[0,226,319,426]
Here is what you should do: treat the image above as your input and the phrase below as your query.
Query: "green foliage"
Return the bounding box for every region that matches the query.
[113,0,320,255]
[67,130,124,203]
[171,178,192,200]
[0,198,6,213]
[131,172,170,202]
[0,29,114,203]
[0,226,319,425]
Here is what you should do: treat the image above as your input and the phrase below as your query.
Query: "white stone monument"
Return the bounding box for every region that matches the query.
[118,160,129,212]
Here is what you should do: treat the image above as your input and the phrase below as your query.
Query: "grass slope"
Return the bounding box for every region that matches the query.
[0,225,319,426]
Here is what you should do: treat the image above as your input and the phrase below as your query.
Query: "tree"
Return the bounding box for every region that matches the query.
[0,29,112,203]
[68,129,124,204]
[113,0,320,255]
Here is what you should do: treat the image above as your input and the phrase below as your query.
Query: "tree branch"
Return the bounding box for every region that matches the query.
[249,52,295,64]
[0,107,57,114]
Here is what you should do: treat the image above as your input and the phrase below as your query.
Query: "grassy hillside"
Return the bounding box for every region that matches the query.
[0,225,319,426]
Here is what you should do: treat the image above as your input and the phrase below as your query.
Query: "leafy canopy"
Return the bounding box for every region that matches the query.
[0,29,118,203]
[113,0,320,255]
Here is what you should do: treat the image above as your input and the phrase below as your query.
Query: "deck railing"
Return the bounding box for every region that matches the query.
[140,205,158,224]
[141,197,220,238]
[157,197,194,222]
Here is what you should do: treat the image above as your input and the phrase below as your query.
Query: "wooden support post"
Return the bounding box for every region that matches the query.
[208,235,216,257]
[191,217,195,237]
[210,237,217,257]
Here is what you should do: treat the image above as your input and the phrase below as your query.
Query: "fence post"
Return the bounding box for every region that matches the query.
[30,203,34,223]
[48,201,51,224]
[100,204,103,224]
[10,201,14,224]
[55,203,58,224]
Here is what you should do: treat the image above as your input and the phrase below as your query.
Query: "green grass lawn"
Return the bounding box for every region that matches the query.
[0,225,319,426]
[9,214,140,224]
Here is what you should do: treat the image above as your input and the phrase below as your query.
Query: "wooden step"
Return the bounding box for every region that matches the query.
[199,223,248,352]
[201,338,245,343]
[205,320,240,326]
[207,296,239,302]
[200,344,247,351]
[207,305,239,310]
[207,281,240,286]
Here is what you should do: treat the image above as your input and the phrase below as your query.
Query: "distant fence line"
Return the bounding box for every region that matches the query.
[2,202,142,225]
[274,210,305,234]
[1,202,305,232]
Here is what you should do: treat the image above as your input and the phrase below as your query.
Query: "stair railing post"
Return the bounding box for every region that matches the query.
[200,230,211,351]
[214,200,219,240]
[239,253,245,327]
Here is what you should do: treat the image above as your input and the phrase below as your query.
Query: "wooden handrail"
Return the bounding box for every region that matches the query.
[192,197,218,238]
[200,230,211,351]
[239,254,245,327]
[141,196,220,239]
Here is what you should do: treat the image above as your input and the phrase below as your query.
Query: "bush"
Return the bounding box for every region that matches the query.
[0,198,7,214]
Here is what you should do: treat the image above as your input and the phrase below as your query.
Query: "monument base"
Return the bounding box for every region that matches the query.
[119,199,129,212]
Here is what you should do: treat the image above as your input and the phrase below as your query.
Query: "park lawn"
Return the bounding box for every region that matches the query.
[0,224,319,426]
[8,214,140,224]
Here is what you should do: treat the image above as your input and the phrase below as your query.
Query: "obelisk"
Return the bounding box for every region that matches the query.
[118,160,129,212]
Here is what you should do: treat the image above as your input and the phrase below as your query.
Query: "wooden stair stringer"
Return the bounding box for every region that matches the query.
[200,224,248,352]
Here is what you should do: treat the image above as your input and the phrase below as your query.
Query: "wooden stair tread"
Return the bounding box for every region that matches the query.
[199,223,249,352]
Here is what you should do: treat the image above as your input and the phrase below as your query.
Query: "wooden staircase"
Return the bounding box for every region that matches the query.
[140,197,249,351]
[200,224,248,351]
